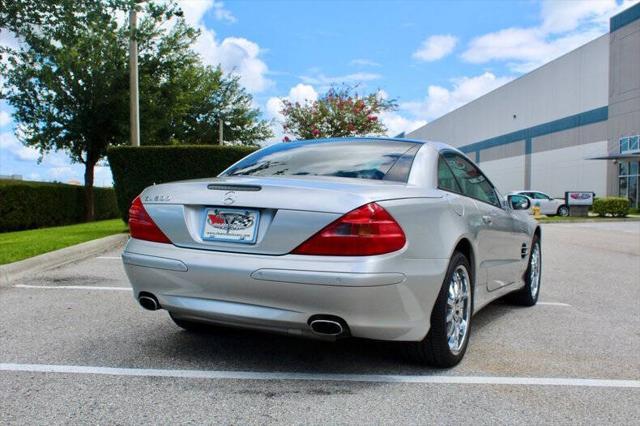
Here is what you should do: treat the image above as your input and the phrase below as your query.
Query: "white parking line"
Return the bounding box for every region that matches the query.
[96,256,121,260]
[0,363,637,388]
[11,285,573,307]
[14,284,131,291]
[537,302,571,307]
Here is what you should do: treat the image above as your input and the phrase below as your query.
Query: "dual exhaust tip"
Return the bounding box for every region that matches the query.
[308,315,348,337]
[138,294,348,338]
[138,293,159,311]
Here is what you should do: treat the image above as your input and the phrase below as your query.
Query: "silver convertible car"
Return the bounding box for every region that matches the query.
[123,137,541,367]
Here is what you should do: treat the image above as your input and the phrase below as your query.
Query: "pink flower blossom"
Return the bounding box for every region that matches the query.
[367,115,378,122]
[312,128,320,136]
[283,136,291,142]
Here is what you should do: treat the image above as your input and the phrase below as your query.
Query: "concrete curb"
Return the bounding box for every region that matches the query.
[0,233,128,288]
[538,218,640,224]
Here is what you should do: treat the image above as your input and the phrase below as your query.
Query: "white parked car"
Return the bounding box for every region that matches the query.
[509,191,569,216]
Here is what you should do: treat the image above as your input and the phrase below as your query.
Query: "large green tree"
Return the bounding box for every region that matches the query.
[0,0,271,220]
[141,64,272,146]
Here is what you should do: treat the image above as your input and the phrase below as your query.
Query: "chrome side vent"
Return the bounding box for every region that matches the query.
[521,243,528,259]
[207,184,261,192]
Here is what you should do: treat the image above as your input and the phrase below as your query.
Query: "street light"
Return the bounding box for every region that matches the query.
[129,6,140,147]
[129,3,182,147]
[218,105,234,145]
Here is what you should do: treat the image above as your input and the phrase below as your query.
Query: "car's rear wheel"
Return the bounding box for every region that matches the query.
[404,251,473,368]
[557,205,569,217]
[507,235,541,306]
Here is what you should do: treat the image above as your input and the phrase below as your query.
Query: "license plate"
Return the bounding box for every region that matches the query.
[202,208,260,243]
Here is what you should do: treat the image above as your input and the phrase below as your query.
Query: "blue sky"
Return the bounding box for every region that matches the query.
[0,0,637,186]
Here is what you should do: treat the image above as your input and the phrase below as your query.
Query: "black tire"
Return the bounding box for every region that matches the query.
[506,235,541,306]
[404,251,473,368]
[557,205,569,217]
[169,312,212,332]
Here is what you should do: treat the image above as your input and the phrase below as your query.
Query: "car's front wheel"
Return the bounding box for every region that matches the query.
[404,251,473,368]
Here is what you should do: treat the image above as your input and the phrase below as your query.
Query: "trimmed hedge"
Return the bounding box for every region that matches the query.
[0,180,119,232]
[592,196,630,217]
[107,145,258,221]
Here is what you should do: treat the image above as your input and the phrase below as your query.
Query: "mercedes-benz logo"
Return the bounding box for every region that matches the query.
[223,191,236,205]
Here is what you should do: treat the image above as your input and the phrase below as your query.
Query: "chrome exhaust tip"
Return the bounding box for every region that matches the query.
[309,319,344,336]
[138,294,159,311]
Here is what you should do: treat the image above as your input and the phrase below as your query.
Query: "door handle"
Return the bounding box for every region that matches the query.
[482,215,493,225]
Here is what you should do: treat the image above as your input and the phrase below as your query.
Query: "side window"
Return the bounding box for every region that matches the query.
[535,192,551,200]
[437,156,462,193]
[442,152,501,208]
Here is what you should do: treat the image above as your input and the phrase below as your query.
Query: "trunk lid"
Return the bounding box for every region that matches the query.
[140,176,440,255]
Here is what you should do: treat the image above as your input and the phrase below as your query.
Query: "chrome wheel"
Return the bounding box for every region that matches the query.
[446,265,471,355]
[529,243,541,298]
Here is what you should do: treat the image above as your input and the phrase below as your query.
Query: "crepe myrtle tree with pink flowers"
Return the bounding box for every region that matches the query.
[279,86,397,141]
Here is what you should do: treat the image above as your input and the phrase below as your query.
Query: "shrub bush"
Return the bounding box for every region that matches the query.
[592,196,630,217]
[0,180,119,232]
[107,145,258,221]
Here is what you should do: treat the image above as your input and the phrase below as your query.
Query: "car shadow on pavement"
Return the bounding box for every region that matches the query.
[133,299,520,374]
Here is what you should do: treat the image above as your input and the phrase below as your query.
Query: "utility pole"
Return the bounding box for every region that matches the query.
[129,6,140,147]
[219,117,223,145]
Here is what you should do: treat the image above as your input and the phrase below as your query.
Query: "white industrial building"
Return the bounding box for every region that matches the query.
[407,3,640,207]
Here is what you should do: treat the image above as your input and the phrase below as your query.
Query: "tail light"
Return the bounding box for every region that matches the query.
[128,196,171,244]
[291,202,406,256]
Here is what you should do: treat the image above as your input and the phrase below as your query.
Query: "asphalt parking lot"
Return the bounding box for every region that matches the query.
[1,222,639,424]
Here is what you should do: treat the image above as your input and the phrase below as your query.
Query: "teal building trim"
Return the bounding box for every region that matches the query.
[611,2,640,32]
[459,106,608,155]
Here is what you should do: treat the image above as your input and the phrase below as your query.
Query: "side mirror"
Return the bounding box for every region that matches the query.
[507,194,531,210]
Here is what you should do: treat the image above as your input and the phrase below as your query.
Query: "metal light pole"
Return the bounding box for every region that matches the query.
[129,7,140,147]
[219,117,223,145]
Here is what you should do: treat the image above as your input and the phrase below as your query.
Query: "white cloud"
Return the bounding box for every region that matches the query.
[540,0,624,34]
[49,166,73,179]
[413,34,458,62]
[0,110,11,127]
[288,83,319,104]
[179,1,271,92]
[266,83,318,121]
[401,72,513,121]
[350,58,381,67]
[94,165,114,186]
[299,72,381,88]
[265,97,284,122]
[212,0,237,23]
[178,0,214,26]
[0,131,40,161]
[462,0,636,72]
[378,111,426,138]
[266,84,319,141]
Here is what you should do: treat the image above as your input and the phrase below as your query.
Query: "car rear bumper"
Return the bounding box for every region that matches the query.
[122,238,449,341]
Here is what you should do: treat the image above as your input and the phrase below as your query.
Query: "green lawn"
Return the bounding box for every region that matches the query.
[0,219,127,265]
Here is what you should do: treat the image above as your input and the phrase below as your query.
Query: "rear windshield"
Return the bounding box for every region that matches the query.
[221,139,420,182]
